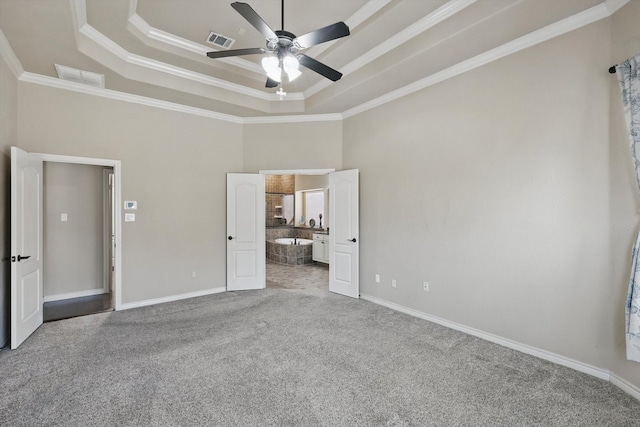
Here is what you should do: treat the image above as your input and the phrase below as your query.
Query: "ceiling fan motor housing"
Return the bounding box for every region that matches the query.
[268,30,300,57]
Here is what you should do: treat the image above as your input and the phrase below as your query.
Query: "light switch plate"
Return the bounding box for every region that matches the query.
[125,213,135,222]
[124,201,137,210]
[61,213,68,222]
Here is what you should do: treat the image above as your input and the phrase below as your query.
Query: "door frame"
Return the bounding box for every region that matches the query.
[259,168,336,280]
[103,168,115,293]
[34,153,123,310]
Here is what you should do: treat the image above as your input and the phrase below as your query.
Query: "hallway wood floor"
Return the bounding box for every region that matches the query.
[43,293,113,322]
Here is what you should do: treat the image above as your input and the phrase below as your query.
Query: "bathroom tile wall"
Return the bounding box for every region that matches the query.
[266,175,295,227]
[265,175,294,193]
[266,228,295,240]
[266,194,290,227]
[265,228,327,241]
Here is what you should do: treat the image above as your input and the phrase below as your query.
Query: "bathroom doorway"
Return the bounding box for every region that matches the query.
[262,169,331,292]
[226,168,358,297]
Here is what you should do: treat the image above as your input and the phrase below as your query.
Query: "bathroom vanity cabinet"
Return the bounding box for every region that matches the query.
[313,233,329,264]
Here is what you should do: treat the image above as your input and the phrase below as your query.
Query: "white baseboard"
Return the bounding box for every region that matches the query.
[119,287,227,310]
[360,293,610,381]
[44,288,107,303]
[610,373,640,401]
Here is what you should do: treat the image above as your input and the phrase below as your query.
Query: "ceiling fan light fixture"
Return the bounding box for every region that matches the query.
[283,55,301,82]
[261,56,282,82]
[207,1,350,85]
[266,67,282,83]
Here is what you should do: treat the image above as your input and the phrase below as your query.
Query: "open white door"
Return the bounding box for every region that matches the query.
[227,173,265,291]
[10,147,44,349]
[329,169,359,298]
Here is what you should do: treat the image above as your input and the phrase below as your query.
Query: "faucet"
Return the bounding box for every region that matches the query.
[294,237,298,245]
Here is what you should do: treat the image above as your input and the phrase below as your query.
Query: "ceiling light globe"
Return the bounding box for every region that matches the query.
[283,55,299,71]
[262,56,282,83]
[261,56,279,73]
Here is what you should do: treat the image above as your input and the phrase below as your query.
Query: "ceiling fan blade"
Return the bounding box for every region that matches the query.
[298,54,343,81]
[265,77,279,88]
[231,2,278,42]
[294,22,350,49]
[207,48,266,59]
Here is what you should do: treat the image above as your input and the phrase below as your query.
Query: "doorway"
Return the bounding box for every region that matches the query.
[41,162,115,322]
[259,168,359,298]
[225,169,358,297]
[10,149,122,348]
[264,172,330,291]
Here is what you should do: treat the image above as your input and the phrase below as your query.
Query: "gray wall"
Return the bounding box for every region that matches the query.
[243,121,343,172]
[17,83,244,304]
[609,0,640,391]
[43,162,106,298]
[344,20,612,368]
[0,40,17,347]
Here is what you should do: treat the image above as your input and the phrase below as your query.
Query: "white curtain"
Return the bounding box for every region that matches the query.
[616,53,640,362]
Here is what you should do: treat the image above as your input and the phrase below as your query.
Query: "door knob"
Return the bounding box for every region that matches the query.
[348,238,356,243]
[17,255,31,261]
[228,236,234,240]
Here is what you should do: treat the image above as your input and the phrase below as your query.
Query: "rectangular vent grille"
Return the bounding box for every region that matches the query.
[55,64,105,88]
[206,32,235,49]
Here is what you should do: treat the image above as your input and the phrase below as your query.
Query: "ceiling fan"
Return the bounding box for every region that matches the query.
[206,1,350,88]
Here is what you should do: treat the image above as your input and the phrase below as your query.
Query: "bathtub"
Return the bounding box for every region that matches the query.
[267,238,314,265]
[274,238,313,246]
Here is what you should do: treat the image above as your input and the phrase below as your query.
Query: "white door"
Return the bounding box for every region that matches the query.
[227,173,265,291]
[11,147,44,349]
[329,169,359,298]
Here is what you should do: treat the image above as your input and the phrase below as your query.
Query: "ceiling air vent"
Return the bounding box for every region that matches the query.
[55,64,105,89]
[206,32,235,49]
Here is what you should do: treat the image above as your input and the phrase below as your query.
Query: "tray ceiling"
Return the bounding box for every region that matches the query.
[0,0,625,120]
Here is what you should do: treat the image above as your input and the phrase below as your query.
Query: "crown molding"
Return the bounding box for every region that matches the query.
[19,72,244,124]
[303,0,392,60]
[243,114,343,124]
[342,0,628,119]
[70,0,87,27]
[604,0,629,14]
[304,0,477,99]
[0,28,24,78]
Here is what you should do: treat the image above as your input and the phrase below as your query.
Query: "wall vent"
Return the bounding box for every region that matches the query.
[206,32,235,49]
[55,64,105,89]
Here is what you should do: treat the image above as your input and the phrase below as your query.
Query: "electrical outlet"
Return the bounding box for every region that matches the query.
[392,279,397,288]
[423,281,430,292]
[375,274,380,283]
